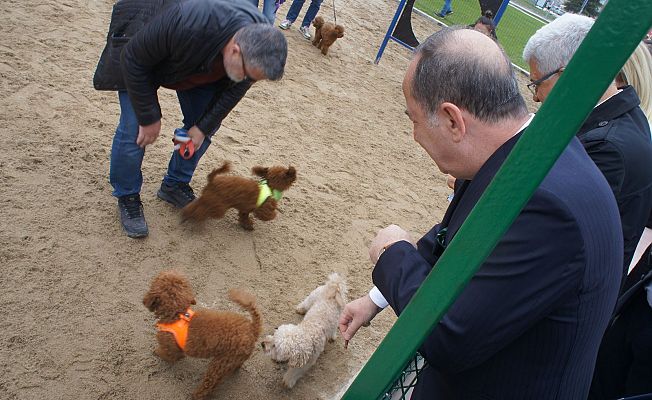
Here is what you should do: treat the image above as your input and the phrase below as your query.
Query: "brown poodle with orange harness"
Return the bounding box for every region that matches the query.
[182,161,297,230]
[312,16,344,55]
[143,271,262,400]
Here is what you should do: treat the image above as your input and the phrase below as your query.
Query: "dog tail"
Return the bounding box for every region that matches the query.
[228,288,262,337]
[313,16,324,29]
[207,161,231,182]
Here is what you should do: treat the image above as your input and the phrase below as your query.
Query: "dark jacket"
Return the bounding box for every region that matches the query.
[93,0,267,135]
[374,134,623,399]
[577,86,652,276]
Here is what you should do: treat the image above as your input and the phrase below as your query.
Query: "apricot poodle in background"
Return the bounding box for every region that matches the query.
[312,16,344,55]
[182,161,297,230]
[143,271,262,400]
[261,273,348,388]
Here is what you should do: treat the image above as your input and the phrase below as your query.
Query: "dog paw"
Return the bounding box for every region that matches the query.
[295,306,307,315]
[282,375,298,389]
[239,222,254,231]
[192,390,208,400]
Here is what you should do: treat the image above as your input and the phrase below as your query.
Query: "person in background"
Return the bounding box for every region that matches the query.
[339,27,622,399]
[591,41,652,400]
[523,14,652,399]
[470,10,497,40]
[278,0,323,40]
[436,0,454,18]
[93,0,288,238]
[253,0,279,24]
[523,13,652,274]
[616,41,652,122]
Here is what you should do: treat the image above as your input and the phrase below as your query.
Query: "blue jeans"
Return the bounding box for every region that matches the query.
[110,86,214,197]
[252,0,277,24]
[285,0,323,27]
[439,0,453,14]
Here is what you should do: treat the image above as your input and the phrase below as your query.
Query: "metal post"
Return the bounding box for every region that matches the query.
[342,0,652,397]
[494,0,510,25]
[375,0,408,64]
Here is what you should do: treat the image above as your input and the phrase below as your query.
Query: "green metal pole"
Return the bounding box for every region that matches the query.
[342,1,652,398]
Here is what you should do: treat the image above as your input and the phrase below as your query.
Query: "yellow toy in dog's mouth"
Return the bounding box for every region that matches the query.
[257,179,283,207]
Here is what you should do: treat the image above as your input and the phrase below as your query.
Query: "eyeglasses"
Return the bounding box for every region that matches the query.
[240,52,257,83]
[527,67,563,95]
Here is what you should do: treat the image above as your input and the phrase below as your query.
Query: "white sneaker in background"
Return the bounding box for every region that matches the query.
[279,20,292,30]
[299,25,311,39]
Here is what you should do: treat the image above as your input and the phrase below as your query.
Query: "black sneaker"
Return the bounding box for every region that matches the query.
[157,181,196,208]
[117,194,149,238]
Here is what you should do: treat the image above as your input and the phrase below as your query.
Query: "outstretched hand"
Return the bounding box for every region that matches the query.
[339,295,382,346]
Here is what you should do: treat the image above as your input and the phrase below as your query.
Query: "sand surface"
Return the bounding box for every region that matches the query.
[0,0,537,398]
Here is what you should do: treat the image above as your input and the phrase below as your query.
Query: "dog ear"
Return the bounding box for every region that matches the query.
[286,166,296,180]
[143,293,159,312]
[252,166,268,178]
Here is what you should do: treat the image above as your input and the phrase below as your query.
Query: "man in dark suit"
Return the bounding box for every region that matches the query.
[339,28,623,399]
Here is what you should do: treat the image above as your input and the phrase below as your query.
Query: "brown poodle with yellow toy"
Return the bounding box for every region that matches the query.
[182,161,297,230]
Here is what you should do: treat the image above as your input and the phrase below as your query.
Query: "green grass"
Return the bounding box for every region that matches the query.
[413,0,546,69]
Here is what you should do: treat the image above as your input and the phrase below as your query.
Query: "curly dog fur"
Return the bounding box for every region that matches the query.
[143,271,262,399]
[182,161,297,230]
[261,273,347,388]
[312,16,344,55]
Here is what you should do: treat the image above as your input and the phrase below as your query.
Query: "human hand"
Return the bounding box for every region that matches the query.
[369,224,416,265]
[339,295,382,345]
[136,120,161,148]
[188,125,205,150]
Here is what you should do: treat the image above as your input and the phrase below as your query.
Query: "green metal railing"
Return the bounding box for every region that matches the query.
[344,0,652,398]
[380,354,425,399]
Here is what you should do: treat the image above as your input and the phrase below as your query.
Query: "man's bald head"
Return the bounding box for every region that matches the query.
[409,27,527,123]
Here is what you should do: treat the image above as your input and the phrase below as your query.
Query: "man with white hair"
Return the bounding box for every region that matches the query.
[523,13,652,275]
[523,14,652,399]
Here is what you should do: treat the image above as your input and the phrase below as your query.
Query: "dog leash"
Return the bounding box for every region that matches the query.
[332,0,337,24]
[173,128,195,160]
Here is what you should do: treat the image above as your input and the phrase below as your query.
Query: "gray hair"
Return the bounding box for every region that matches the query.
[235,23,288,81]
[523,13,594,75]
[412,27,527,124]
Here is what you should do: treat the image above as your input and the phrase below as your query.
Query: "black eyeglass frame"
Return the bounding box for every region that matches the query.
[239,51,257,83]
[527,67,563,95]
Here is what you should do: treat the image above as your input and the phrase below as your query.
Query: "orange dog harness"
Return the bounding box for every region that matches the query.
[156,309,195,351]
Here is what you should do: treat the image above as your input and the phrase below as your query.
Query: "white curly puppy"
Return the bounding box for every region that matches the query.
[261,273,347,388]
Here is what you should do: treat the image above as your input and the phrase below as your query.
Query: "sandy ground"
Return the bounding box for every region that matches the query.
[0,0,537,399]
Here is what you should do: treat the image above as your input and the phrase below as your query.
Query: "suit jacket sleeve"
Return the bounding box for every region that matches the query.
[371,224,442,314]
[373,190,584,373]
